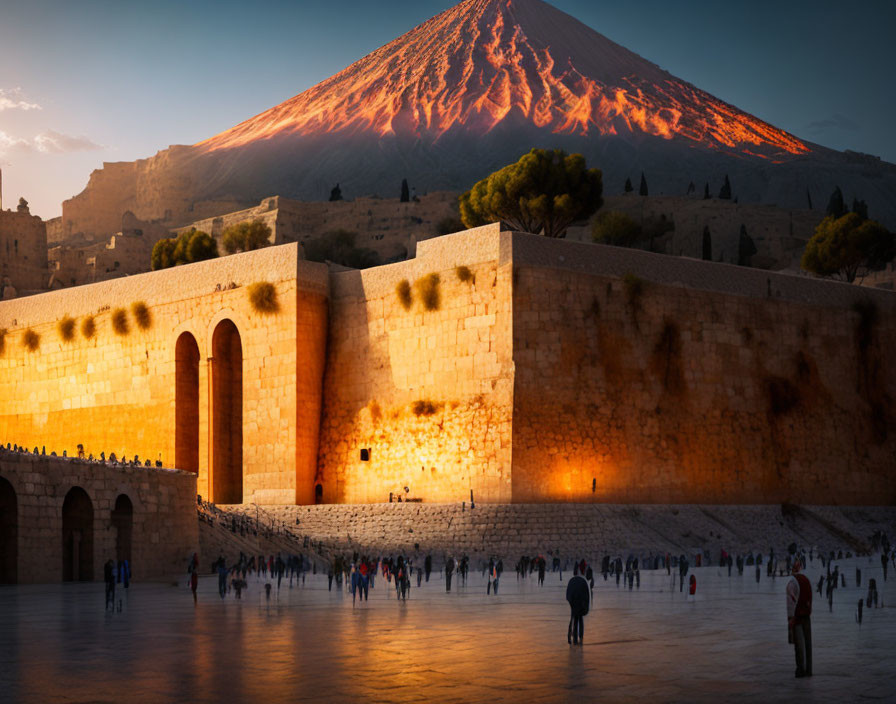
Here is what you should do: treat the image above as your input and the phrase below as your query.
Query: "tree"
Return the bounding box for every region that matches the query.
[852,198,869,221]
[591,211,642,247]
[801,212,896,283]
[719,174,732,200]
[806,188,813,210]
[303,229,381,269]
[400,178,410,203]
[221,220,272,254]
[826,186,846,218]
[704,183,710,200]
[639,172,648,196]
[624,177,633,193]
[737,224,757,266]
[435,216,465,236]
[151,229,218,270]
[687,181,695,196]
[329,183,343,202]
[459,148,603,238]
[702,226,712,261]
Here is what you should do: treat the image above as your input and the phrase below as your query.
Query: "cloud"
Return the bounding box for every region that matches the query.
[0,88,41,112]
[33,129,103,153]
[806,114,860,133]
[0,129,103,155]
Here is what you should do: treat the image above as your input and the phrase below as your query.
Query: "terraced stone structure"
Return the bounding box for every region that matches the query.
[1,225,894,513]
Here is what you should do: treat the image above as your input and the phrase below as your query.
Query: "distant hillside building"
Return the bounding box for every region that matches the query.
[0,171,48,299]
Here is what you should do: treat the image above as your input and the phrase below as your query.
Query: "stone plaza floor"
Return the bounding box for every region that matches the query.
[1,558,894,703]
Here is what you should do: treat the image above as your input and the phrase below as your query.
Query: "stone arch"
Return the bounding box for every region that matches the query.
[175,331,201,473]
[211,319,243,504]
[62,486,94,581]
[111,494,133,566]
[0,475,17,584]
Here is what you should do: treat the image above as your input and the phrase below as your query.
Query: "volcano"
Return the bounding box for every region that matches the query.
[63,0,896,237]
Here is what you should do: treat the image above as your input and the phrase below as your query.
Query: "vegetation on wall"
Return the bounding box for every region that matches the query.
[111,308,129,336]
[22,328,40,352]
[455,265,474,284]
[57,316,76,342]
[81,316,96,340]
[131,301,152,330]
[412,400,440,416]
[459,148,603,238]
[396,279,413,310]
[651,321,685,395]
[247,281,279,314]
[766,375,800,417]
[591,210,641,247]
[415,273,441,311]
[0,328,6,355]
[222,220,272,254]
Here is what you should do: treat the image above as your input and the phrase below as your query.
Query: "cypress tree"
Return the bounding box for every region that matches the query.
[738,224,757,266]
[702,225,712,261]
[806,188,813,210]
[826,186,845,218]
[329,183,343,202]
[851,197,868,221]
[624,177,633,193]
[639,172,648,196]
[719,175,732,200]
[400,178,410,202]
[687,181,695,195]
[704,183,710,200]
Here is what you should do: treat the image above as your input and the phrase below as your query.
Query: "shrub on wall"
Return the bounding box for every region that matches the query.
[415,273,441,311]
[0,328,6,355]
[81,316,96,340]
[396,279,413,310]
[412,400,440,416]
[111,308,130,336]
[455,265,475,284]
[247,281,279,314]
[131,301,152,330]
[22,328,40,351]
[57,316,77,342]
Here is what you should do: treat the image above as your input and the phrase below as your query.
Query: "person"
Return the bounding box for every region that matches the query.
[424,554,432,582]
[216,557,228,599]
[786,560,813,678]
[188,553,199,603]
[566,572,590,645]
[487,558,499,595]
[445,556,455,592]
[104,559,116,610]
[882,552,889,581]
[679,555,689,593]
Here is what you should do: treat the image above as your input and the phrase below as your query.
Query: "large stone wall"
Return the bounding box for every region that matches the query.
[316,224,514,504]
[509,234,896,504]
[0,245,329,505]
[0,448,197,583]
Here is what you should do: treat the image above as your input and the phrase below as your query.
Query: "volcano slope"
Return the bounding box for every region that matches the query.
[62,0,896,238]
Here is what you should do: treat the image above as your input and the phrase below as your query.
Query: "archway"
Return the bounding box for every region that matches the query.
[111,494,133,566]
[175,332,200,473]
[0,476,17,584]
[211,319,243,503]
[62,487,94,581]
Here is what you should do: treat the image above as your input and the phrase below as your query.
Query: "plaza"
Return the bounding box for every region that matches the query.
[1,557,894,703]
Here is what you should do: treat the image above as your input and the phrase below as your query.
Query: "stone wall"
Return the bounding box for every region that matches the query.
[0,205,47,297]
[0,244,329,505]
[316,224,514,504]
[509,234,896,504]
[0,447,197,583]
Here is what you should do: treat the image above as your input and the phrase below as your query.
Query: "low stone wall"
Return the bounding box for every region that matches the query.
[0,448,197,583]
[262,503,895,562]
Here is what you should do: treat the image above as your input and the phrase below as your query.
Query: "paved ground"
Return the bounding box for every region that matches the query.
[1,557,894,703]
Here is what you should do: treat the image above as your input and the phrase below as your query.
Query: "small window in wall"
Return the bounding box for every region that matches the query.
[360,448,371,462]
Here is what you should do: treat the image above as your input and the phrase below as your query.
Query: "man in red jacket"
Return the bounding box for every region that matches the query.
[786,559,813,678]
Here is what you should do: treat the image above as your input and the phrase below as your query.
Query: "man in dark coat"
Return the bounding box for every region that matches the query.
[566,573,590,645]
[786,559,813,677]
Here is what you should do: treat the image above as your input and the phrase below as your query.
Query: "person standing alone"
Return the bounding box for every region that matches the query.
[566,572,590,645]
[786,560,813,678]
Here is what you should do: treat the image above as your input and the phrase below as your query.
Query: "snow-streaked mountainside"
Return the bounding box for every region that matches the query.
[63,0,896,236]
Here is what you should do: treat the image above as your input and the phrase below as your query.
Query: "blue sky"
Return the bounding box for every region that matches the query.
[1,0,894,218]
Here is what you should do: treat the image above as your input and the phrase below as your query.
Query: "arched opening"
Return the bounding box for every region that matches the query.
[211,319,243,503]
[315,483,323,505]
[62,487,94,581]
[175,332,200,473]
[111,494,133,566]
[0,476,17,584]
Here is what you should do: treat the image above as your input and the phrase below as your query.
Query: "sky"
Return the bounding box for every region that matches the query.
[1,0,894,219]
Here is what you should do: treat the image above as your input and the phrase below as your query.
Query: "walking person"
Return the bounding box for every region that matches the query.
[104,559,116,610]
[188,553,199,604]
[566,571,590,645]
[786,560,813,678]
[445,556,455,592]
